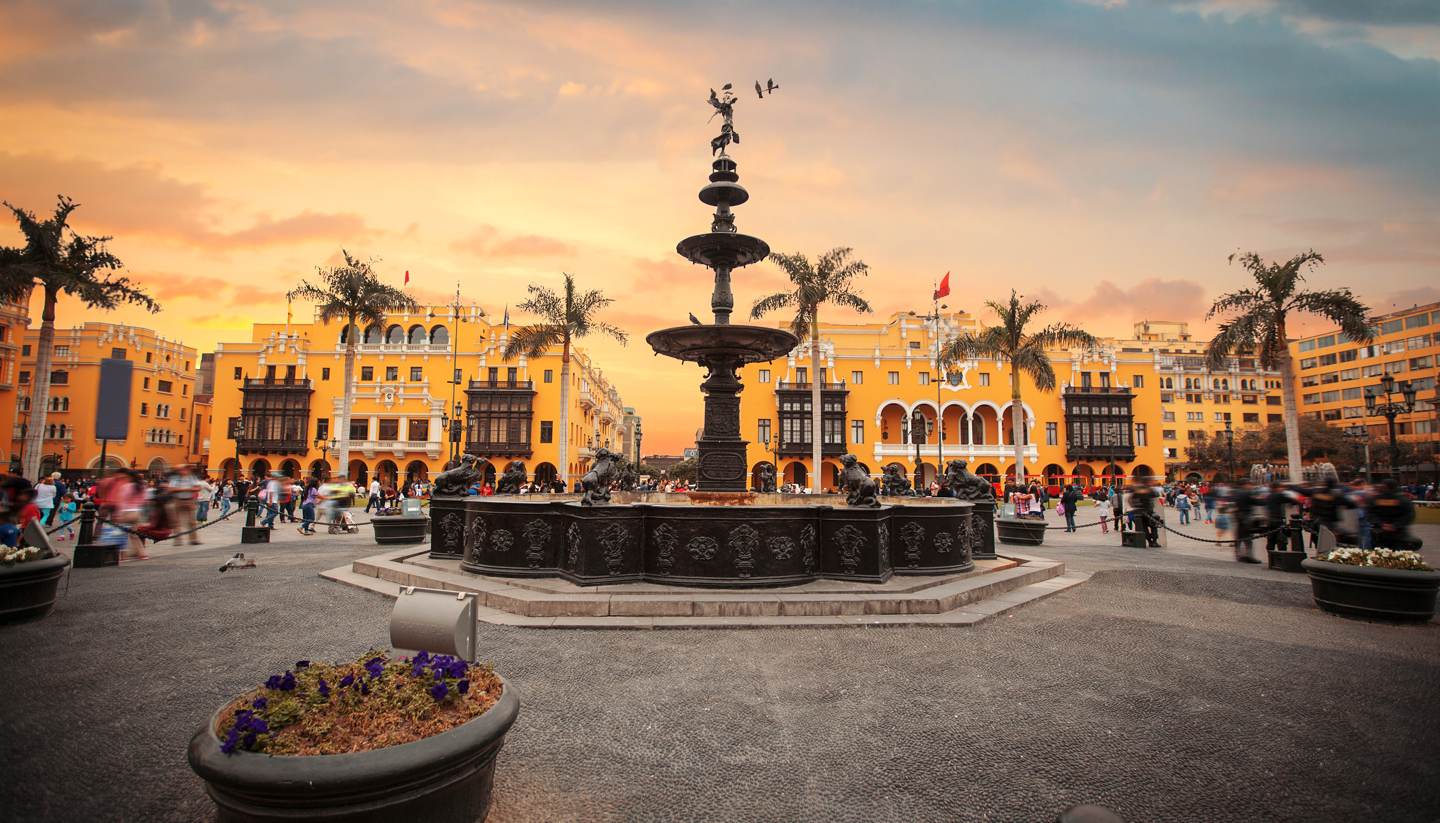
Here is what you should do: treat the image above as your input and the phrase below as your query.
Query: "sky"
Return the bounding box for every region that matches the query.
[2,0,1438,453]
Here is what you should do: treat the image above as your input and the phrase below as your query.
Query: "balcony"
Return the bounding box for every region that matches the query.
[466,442,533,459]
[1065,445,1137,462]
[244,377,312,389]
[776,380,848,391]
[777,439,847,457]
[352,439,442,459]
[469,378,534,390]
[870,443,1040,461]
[1063,385,1133,396]
[578,385,596,409]
[236,437,310,455]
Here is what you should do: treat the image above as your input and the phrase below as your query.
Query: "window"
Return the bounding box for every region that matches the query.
[1299,357,1317,369]
[1267,395,1281,406]
[18,371,28,384]
[1186,412,1202,422]
[758,369,771,383]
[1132,375,1144,388]
[796,368,807,383]
[851,371,863,384]
[322,367,331,380]
[180,408,187,421]
[887,371,899,385]
[1188,430,1205,442]
[1268,413,1282,424]
[350,419,369,440]
[385,366,399,381]
[233,366,243,380]
[1298,339,1316,352]
[54,346,70,357]
[979,373,990,387]
[49,370,68,385]
[1339,349,1357,363]
[143,377,151,389]
[1381,318,1403,335]
[1405,312,1429,329]
[1162,411,1175,422]
[1135,423,1147,446]
[407,419,429,441]
[22,344,30,356]
[1215,412,1230,422]
[1243,413,1259,423]
[316,419,329,440]
[145,352,152,363]
[112,348,127,360]
[158,379,173,393]
[1045,422,1057,446]
[377,418,400,440]
[410,366,423,382]
[918,372,930,385]
[1162,429,1177,440]
[851,419,864,444]
[140,402,148,416]
[1318,353,1337,366]
[361,366,374,381]
[758,419,771,445]
[540,421,554,443]
[544,370,554,384]
[182,384,188,396]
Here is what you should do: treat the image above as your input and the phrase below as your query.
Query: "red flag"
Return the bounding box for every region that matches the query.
[404,270,410,286]
[933,271,950,300]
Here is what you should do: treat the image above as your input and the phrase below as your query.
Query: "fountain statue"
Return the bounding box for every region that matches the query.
[429,83,985,586]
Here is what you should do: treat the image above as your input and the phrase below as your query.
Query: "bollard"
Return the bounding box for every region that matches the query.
[77,500,97,546]
[240,497,270,544]
[1288,514,1306,553]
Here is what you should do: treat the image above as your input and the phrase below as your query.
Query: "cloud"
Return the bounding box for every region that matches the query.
[1379,285,1440,312]
[450,226,575,259]
[143,273,233,302]
[1035,278,1210,325]
[211,211,374,248]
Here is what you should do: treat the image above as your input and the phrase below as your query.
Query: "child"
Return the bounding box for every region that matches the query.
[54,493,79,542]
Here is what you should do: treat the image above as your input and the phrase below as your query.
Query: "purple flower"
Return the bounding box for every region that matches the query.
[360,681,370,696]
[295,660,311,669]
[251,697,268,710]
[446,660,469,679]
[264,674,283,690]
[279,671,296,692]
[364,658,385,680]
[338,674,355,689]
[220,729,240,754]
[414,651,431,665]
[317,678,331,699]
[457,679,470,695]
[242,732,257,749]
[429,682,449,701]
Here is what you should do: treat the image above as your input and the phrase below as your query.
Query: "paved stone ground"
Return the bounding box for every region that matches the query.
[2,511,1437,822]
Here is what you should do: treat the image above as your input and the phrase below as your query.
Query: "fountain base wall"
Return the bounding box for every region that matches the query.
[435,495,977,588]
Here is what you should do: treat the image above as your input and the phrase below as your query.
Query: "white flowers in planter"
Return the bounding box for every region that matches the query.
[1318,547,1432,572]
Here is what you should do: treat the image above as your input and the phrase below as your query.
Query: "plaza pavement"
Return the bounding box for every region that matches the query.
[2,506,1437,822]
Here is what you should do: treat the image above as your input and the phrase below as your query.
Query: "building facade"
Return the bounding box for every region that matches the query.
[0,291,31,473]
[1291,301,1439,454]
[209,307,633,489]
[10,322,201,476]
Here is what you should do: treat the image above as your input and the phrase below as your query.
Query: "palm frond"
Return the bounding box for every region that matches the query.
[1012,346,1057,392]
[1289,288,1373,344]
[503,324,566,360]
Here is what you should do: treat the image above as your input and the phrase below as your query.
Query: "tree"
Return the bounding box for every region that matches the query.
[503,273,627,486]
[1182,418,1355,478]
[289,251,416,482]
[1205,251,1371,483]
[0,195,158,480]
[750,247,872,493]
[667,457,698,483]
[942,290,1095,489]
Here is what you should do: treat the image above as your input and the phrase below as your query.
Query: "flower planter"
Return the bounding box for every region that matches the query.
[0,554,71,624]
[370,515,429,546]
[188,676,519,823]
[1266,549,1308,574]
[996,516,1046,547]
[1301,559,1439,623]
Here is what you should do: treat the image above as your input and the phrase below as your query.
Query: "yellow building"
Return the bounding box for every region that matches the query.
[209,306,633,489]
[0,291,31,473]
[738,311,1170,492]
[1122,321,1286,475]
[10,322,201,475]
[1291,301,1439,451]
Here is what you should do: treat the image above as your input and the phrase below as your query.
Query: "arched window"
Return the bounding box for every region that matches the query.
[339,324,353,345]
[429,325,450,345]
[408,325,426,345]
[364,325,383,344]
[386,325,405,345]
[62,397,69,411]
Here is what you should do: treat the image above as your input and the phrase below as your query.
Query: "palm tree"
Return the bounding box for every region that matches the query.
[942,290,1095,490]
[0,195,158,480]
[289,251,417,482]
[750,247,872,493]
[1205,250,1371,483]
[503,273,627,486]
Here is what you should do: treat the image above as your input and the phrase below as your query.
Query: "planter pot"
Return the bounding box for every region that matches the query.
[188,676,519,823]
[1267,549,1308,573]
[370,515,429,546]
[1301,559,1439,623]
[996,517,1046,547]
[0,554,71,624]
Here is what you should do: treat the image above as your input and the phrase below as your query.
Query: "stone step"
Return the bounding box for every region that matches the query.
[347,550,1065,619]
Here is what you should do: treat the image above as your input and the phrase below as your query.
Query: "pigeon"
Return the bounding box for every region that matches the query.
[721,83,732,90]
[766,78,779,94]
[219,552,256,573]
[688,313,702,325]
[755,81,764,99]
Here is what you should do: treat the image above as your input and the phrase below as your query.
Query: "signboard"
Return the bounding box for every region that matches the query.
[95,358,133,441]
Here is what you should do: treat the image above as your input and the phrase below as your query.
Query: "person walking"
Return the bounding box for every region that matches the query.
[364,477,382,513]
[195,474,214,529]
[260,471,285,529]
[1175,491,1192,525]
[298,478,320,535]
[1061,482,1081,533]
[33,474,57,527]
[1370,479,1415,550]
[219,479,234,517]
[54,493,79,542]
[1202,484,1217,524]
[165,463,203,545]
[1232,478,1261,563]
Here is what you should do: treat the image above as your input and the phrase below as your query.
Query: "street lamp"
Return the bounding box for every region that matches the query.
[449,402,464,463]
[229,417,244,481]
[759,426,780,490]
[1344,425,1372,485]
[313,435,337,479]
[1364,374,1416,480]
[62,443,74,472]
[1223,418,1235,485]
[903,410,928,492]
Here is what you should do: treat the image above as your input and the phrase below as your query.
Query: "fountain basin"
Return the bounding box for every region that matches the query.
[434,495,977,588]
[646,324,799,365]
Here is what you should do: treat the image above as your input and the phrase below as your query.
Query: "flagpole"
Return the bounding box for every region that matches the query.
[448,281,463,465]
[934,285,943,484]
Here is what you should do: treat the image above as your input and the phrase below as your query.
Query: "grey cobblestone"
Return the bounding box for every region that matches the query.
[1,516,1436,822]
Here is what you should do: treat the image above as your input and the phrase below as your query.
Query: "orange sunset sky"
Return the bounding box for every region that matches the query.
[2,0,1438,453]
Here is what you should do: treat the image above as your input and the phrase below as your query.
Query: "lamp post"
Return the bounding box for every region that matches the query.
[1223,418,1235,485]
[62,443,74,472]
[1364,374,1416,480]
[904,410,928,492]
[1344,425,1372,485]
[759,427,780,490]
[449,402,464,464]
[229,417,244,482]
[634,421,643,467]
[313,436,337,480]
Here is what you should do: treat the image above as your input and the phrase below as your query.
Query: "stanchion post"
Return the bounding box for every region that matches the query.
[241,497,270,544]
[77,501,97,546]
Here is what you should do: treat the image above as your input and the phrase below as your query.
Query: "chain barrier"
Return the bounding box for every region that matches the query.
[93,501,248,541]
[1153,517,1287,546]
